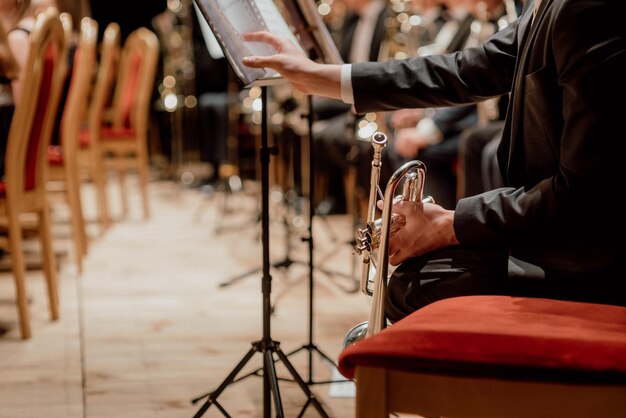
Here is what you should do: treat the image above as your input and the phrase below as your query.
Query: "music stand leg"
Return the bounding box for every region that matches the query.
[190,86,330,418]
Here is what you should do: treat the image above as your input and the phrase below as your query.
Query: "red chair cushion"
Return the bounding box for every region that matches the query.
[338,296,626,383]
[118,52,141,128]
[25,45,56,190]
[47,145,63,165]
[79,127,90,148]
[100,125,135,140]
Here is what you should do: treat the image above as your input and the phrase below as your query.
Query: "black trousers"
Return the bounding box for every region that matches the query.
[385,245,626,323]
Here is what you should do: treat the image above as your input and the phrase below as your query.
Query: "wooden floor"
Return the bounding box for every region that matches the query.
[0,176,374,418]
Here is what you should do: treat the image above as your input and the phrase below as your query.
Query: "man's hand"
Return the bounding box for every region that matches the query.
[241,31,343,99]
[387,201,458,265]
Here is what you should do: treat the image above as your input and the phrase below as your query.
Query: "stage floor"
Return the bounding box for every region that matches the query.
[0,176,401,418]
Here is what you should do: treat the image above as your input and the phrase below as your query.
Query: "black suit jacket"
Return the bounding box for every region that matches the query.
[350,0,625,276]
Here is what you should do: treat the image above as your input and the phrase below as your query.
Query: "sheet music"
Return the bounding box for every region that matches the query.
[255,0,303,50]
[216,0,276,57]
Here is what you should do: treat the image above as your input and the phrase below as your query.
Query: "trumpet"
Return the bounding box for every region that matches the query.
[343,132,433,347]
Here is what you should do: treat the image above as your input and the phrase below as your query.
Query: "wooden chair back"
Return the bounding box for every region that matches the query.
[110,27,159,136]
[47,15,98,272]
[81,21,120,231]
[6,8,67,205]
[58,12,74,81]
[60,16,98,159]
[86,22,120,148]
[99,26,159,220]
[2,8,67,339]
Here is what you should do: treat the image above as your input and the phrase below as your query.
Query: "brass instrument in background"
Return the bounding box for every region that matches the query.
[344,132,434,347]
[378,0,438,61]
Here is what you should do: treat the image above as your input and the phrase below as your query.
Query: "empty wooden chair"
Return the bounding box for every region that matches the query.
[0,8,67,339]
[47,14,98,273]
[98,26,159,220]
[78,21,121,233]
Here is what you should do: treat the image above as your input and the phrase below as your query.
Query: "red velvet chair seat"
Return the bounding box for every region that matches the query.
[47,145,63,165]
[100,125,135,140]
[79,127,89,148]
[338,296,626,384]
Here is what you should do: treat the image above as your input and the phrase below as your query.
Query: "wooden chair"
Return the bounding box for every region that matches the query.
[0,8,67,339]
[78,21,121,234]
[98,27,159,220]
[338,295,626,418]
[47,15,98,273]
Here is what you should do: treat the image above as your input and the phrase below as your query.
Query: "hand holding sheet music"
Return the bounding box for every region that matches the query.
[193,0,342,87]
[241,31,343,99]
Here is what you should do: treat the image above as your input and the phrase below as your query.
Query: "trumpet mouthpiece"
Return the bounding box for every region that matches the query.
[372,131,388,147]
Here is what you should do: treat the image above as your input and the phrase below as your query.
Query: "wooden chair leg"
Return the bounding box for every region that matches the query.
[65,179,84,273]
[75,182,88,256]
[38,205,59,320]
[355,367,388,418]
[117,167,128,218]
[91,158,111,233]
[7,216,32,339]
[137,147,150,219]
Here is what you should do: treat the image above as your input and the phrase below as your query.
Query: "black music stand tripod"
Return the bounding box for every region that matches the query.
[231,95,351,392]
[190,85,330,418]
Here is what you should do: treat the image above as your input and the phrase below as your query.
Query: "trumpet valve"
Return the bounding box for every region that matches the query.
[354,238,370,255]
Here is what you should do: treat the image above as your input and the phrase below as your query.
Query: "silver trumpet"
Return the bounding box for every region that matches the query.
[344,132,433,347]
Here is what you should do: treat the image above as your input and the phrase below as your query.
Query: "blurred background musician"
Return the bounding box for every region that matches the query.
[0,0,42,180]
[0,0,36,103]
[0,21,18,180]
[456,0,523,198]
[312,0,389,215]
[381,0,516,209]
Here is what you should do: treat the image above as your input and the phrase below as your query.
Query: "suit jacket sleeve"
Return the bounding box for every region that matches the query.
[350,19,519,113]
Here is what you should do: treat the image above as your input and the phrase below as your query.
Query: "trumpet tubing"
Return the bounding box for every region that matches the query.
[357,132,388,297]
[344,132,433,348]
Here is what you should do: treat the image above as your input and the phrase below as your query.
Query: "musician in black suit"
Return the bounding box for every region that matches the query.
[242,0,626,317]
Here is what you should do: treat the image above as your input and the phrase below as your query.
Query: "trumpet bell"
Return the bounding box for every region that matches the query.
[342,321,369,348]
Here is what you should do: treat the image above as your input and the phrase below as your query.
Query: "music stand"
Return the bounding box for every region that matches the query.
[216,94,352,396]
[191,85,330,418]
